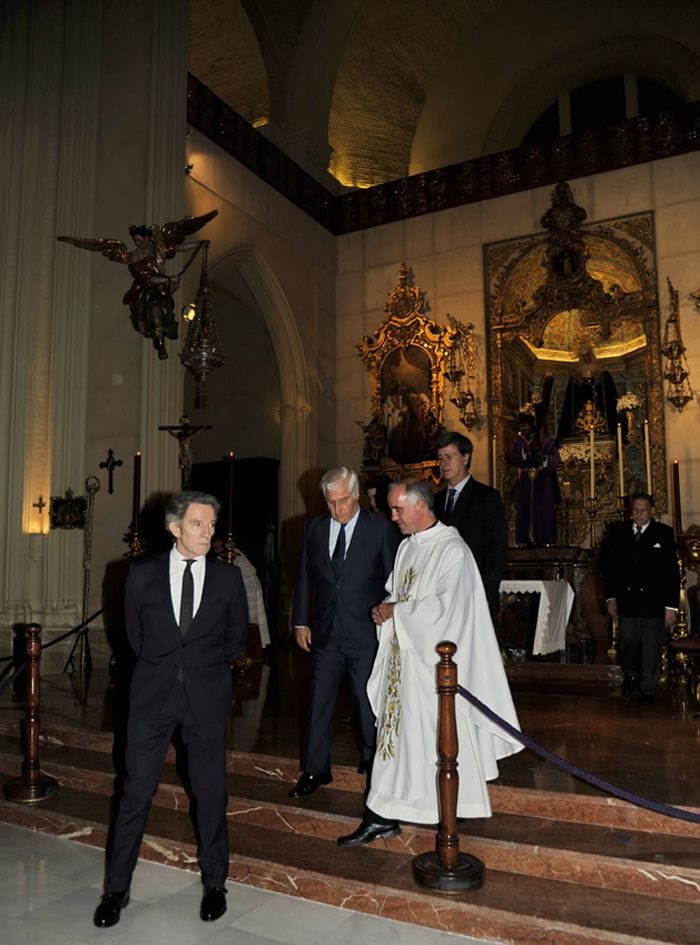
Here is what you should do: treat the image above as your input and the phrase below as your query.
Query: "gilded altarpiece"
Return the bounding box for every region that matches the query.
[357,264,456,480]
[486,185,666,547]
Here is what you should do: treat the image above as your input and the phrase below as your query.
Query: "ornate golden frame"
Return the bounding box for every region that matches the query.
[357,264,456,470]
[486,185,667,542]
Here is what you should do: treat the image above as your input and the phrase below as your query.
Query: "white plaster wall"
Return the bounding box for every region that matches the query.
[336,153,700,527]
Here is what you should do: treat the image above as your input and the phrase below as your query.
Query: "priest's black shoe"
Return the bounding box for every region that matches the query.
[93,890,129,928]
[200,886,227,921]
[337,820,400,847]
[288,772,332,797]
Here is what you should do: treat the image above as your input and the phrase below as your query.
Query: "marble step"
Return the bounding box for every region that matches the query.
[1,727,699,909]
[0,782,698,945]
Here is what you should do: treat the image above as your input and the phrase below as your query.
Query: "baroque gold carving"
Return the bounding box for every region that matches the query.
[357,264,456,469]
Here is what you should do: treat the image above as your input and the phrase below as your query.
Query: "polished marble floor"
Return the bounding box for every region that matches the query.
[0,823,499,945]
[18,642,700,809]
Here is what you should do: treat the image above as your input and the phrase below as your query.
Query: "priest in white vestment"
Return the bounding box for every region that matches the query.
[338,478,523,846]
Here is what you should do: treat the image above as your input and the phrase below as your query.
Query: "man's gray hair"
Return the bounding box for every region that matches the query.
[389,478,434,511]
[165,490,221,529]
[320,466,359,498]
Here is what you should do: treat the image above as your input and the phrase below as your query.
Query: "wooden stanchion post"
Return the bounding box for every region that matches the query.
[412,641,485,892]
[3,624,59,803]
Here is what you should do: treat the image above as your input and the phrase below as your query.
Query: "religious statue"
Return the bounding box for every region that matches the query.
[507,406,560,545]
[556,340,618,441]
[58,209,218,359]
[158,415,212,488]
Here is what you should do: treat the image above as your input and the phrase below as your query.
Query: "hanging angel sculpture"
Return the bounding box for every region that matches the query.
[58,209,218,359]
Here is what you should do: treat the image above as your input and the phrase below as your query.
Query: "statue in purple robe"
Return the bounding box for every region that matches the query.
[507,412,560,545]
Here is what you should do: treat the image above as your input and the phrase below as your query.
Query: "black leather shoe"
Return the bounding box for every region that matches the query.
[200,886,227,921]
[288,772,332,797]
[337,820,400,847]
[93,890,129,928]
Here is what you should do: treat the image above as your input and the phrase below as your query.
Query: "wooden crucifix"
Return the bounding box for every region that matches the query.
[158,415,212,488]
[98,448,124,494]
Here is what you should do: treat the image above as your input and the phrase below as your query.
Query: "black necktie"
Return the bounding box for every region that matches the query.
[331,524,346,577]
[634,526,642,542]
[180,560,194,635]
[444,488,457,516]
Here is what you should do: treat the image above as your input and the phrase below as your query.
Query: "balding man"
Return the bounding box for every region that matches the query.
[289,467,399,798]
[338,479,521,846]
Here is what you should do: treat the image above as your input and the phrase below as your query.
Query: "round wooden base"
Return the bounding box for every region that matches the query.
[3,774,59,804]
[412,851,485,893]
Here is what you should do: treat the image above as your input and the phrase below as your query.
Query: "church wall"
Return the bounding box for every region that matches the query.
[335,152,700,534]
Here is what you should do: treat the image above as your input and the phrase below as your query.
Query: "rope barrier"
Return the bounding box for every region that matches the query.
[457,683,700,825]
[0,598,119,699]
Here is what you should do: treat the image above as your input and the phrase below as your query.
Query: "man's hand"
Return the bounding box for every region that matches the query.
[372,601,395,625]
[606,599,618,618]
[665,608,677,628]
[294,626,312,652]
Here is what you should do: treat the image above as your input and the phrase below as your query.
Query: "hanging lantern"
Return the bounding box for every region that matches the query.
[179,242,224,408]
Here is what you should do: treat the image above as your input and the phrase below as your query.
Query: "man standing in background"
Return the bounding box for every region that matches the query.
[434,432,508,617]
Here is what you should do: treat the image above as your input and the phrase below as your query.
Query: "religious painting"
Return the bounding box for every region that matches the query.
[485,182,665,546]
[357,264,456,476]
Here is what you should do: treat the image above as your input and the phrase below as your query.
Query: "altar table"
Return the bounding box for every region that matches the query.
[499,579,574,655]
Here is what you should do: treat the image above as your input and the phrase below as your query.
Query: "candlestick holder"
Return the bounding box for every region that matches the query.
[222,532,237,566]
[125,528,145,559]
[617,495,626,521]
[584,496,598,547]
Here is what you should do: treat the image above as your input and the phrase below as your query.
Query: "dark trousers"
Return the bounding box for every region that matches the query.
[302,635,376,775]
[619,615,665,696]
[107,680,228,891]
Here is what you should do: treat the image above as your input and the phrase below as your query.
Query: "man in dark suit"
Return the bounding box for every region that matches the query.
[601,492,679,705]
[289,467,399,798]
[94,491,248,928]
[434,432,508,617]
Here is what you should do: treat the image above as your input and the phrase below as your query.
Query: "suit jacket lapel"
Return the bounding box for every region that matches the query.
[318,516,335,580]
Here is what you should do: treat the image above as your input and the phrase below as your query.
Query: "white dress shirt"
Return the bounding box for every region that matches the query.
[169,548,206,624]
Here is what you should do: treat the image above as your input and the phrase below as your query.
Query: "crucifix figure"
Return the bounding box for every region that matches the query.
[158,415,212,488]
[99,448,124,494]
[32,495,46,515]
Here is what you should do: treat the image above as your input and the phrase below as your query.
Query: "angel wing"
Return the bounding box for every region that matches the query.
[57,235,130,265]
[159,209,218,248]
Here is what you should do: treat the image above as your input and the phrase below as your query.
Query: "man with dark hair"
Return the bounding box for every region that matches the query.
[337,479,521,846]
[434,432,508,616]
[93,490,249,928]
[290,466,399,798]
[600,492,679,704]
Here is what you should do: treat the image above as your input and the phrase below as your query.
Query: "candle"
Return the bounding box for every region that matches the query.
[616,423,624,496]
[492,434,497,488]
[672,460,682,535]
[132,451,141,529]
[227,451,235,533]
[643,419,652,494]
[589,429,595,499]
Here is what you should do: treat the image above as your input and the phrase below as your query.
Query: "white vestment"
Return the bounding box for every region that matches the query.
[366,522,523,823]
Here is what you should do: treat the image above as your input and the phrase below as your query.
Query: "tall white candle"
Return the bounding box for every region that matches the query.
[616,423,624,496]
[589,428,595,498]
[643,419,652,494]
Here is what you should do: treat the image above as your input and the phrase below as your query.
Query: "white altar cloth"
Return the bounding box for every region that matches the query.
[499,579,574,655]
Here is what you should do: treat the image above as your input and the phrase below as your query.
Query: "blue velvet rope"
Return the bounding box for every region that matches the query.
[457,683,700,825]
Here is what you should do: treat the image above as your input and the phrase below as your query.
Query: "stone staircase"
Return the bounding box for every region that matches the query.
[0,718,699,945]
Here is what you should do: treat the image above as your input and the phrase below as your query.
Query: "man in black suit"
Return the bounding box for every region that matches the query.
[289,467,399,798]
[94,491,248,928]
[434,432,508,617]
[601,492,679,705]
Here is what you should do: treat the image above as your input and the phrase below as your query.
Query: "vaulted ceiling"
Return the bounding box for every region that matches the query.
[188,0,700,189]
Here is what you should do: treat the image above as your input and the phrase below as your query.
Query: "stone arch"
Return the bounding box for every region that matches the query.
[483,35,700,155]
[209,246,311,528]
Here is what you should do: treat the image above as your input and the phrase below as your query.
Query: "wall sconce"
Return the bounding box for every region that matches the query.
[445,315,480,430]
[662,278,693,412]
